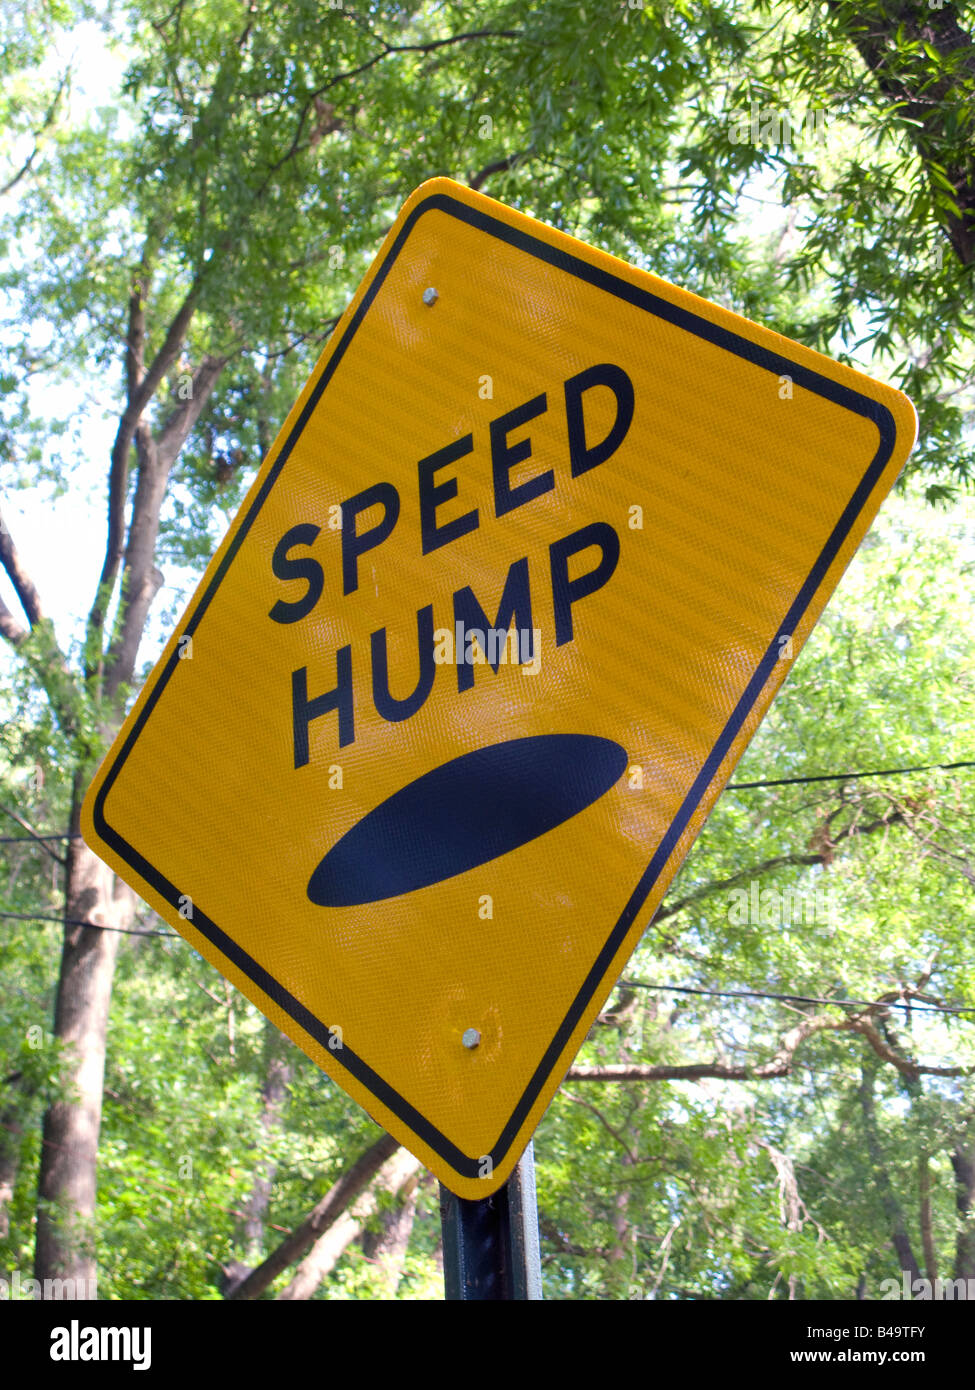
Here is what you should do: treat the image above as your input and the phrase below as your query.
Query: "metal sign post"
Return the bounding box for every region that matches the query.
[440,1142,542,1300]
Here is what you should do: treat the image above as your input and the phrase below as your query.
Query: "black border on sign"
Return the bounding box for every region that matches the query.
[94,190,899,1182]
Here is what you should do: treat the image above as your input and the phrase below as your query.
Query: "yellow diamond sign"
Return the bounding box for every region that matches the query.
[82,178,917,1197]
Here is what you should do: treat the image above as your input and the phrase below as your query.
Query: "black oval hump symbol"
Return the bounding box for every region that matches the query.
[307,734,628,908]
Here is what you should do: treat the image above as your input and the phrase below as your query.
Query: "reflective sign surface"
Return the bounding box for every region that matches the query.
[83,178,917,1196]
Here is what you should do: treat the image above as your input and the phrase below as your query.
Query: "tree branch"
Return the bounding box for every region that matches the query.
[0,597,27,647]
[0,70,69,199]
[849,1015,974,1081]
[0,615,86,744]
[0,506,44,628]
[0,510,87,737]
[126,271,203,431]
[655,799,911,929]
[277,1147,421,1299]
[0,805,67,867]
[260,27,521,186]
[562,1090,639,1162]
[655,852,824,926]
[87,271,204,678]
[98,349,230,702]
[539,1220,611,1260]
[224,1132,399,1300]
[102,425,164,704]
[155,352,229,466]
[828,0,975,265]
[468,148,534,191]
[567,1003,975,1086]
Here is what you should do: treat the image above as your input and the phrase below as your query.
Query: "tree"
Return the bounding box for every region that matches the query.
[542,495,975,1297]
[0,0,973,1296]
[3,0,553,1288]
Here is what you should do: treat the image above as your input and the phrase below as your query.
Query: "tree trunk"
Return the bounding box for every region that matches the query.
[225,1132,400,1300]
[0,1092,21,1240]
[360,1168,420,1296]
[918,1153,938,1283]
[240,1028,292,1255]
[223,1023,293,1291]
[277,1148,422,1300]
[858,1064,921,1286]
[830,0,975,267]
[950,1129,975,1282]
[33,802,133,1294]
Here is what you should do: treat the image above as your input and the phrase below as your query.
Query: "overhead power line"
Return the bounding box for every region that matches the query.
[729,757,975,790]
[0,908,177,938]
[622,980,975,1017]
[1,757,971,848]
[2,910,973,1020]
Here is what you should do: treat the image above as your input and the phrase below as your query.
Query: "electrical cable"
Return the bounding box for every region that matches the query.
[729,757,975,790]
[0,908,178,938]
[2,909,973,1018]
[1,757,972,846]
[621,979,975,1017]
